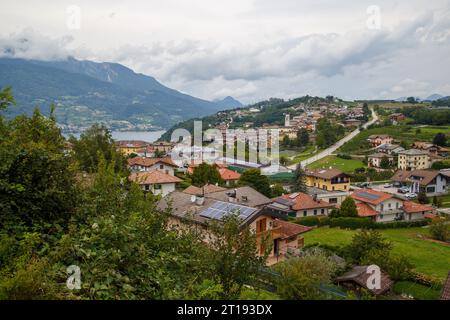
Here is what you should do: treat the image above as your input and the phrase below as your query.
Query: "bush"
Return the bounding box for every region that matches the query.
[429,219,450,242]
[293,217,429,230]
[337,153,352,160]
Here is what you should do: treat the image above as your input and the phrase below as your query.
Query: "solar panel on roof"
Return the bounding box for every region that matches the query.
[356,191,381,201]
[289,193,299,199]
[200,201,258,221]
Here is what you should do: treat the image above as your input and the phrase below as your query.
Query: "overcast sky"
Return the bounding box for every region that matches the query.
[1,0,450,103]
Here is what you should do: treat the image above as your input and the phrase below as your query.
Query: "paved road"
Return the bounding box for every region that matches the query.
[288,108,378,169]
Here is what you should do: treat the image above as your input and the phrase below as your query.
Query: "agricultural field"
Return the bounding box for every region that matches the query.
[338,124,450,155]
[306,155,365,173]
[303,226,450,281]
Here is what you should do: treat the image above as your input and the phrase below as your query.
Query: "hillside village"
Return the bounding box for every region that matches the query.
[110,97,450,300]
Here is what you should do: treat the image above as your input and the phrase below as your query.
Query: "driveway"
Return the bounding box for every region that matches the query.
[288,108,378,169]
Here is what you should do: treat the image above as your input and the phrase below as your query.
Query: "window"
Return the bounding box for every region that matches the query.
[321,209,324,214]
[388,203,391,208]
[303,211,307,217]
[256,218,267,233]
[314,210,317,216]
[380,204,384,211]
[160,164,164,169]
[329,198,338,204]
[145,185,150,191]
[154,184,162,190]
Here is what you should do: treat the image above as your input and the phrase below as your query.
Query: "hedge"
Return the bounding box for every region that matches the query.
[294,216,430,230]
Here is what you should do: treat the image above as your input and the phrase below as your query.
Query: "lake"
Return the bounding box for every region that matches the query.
[64,130,166,142]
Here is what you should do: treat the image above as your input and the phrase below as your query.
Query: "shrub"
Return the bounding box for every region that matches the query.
[429,219,450,242]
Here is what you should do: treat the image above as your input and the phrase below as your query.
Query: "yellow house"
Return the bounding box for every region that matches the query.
[398,149,431,170]
[305,168,351,191]
[116,140,148,156]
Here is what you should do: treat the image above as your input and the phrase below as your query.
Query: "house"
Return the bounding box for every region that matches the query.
[306,187,350,205]
[367,135,393,147]
[183,184,227,196]
[216,164,241,186]
[389,113,406,123]
[267,192,335,218]
[186,163,241,186]
[351,188,434,222]
[127,157,179,175]
[116,140,148,156]
[344,118,362,127]
[144,141,175,157]
[335,266,393,296]
[411,141,449,157]
[391,169,448,195]
[441,271,450,300]
[398,149,431,170]
[129,171,182,196]
[205,186,272,208]
[376,143,405,155]
[305,168,351,191]
[367,153,394,168]
[157,191,312,265]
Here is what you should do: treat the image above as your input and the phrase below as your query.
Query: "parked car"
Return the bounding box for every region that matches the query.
[405,192,417,199]
[384,183,393,188]
[359,182,371,188]
[393,182,402,187]
[397,187,409,194]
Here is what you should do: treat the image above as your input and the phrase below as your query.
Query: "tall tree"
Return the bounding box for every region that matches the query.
[238,169,271,197]
[291,164,307,193]
[380,155,391,169]
[296,128,309,146]
[191,163,223,187]
[208,214,268,299]
[433,132,447,147]
[339,197,358,217]
[69,124,128,174]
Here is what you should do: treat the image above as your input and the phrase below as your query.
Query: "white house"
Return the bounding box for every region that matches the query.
[127,157,179,175]
[129,171,182,197]
[351,189,434,222]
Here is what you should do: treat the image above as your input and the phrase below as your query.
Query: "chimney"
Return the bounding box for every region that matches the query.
[190,195,196,203]
[196,195,205,206]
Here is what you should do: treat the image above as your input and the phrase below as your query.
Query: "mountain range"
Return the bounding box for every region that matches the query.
[0,57,242,131]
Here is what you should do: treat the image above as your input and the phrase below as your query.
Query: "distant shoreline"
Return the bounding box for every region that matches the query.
[62,130,166,143]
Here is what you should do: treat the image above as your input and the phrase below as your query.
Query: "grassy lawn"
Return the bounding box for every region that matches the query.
[436,194,450,208]
[338,124,450,155]
[291,145,318,163]
[306,155,365,173]
[393,281,441,300]
[303,227,450,281]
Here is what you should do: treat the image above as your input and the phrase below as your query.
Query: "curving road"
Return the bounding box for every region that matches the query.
[288,108,378,169]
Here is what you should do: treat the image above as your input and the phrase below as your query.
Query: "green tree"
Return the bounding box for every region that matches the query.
[380,155,391,169]
[208,214,268,299]
[238,169,271,197]
[291,164,307,193]
[345,230,392,264]
[191,163,223,187]
[69,124,127,174]
[433,132,447,147]
[339,197,358,217]
[271,183,286,197]
[296,128,309,146]
[429,219,449,242]
[417,192,429,204]
[275,250,337,300]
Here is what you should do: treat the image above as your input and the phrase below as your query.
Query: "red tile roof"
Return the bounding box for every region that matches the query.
[273,192,334,211]
[272,219,312,239]
[402,201,434,213]
[129,170,182,185]
[351,188,393,205]
[356,202,378,217]
[127,157,178,168]
[183,184,227,195]
[218,167,241,181]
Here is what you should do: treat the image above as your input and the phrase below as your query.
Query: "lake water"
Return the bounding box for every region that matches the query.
[64,130,166,142]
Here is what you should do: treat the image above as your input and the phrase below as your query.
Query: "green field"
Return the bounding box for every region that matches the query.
[303,227,450,281]
[436,194,450,208]
[306,155,365,173]
[338,125,450,155]
[393,281,441,300]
